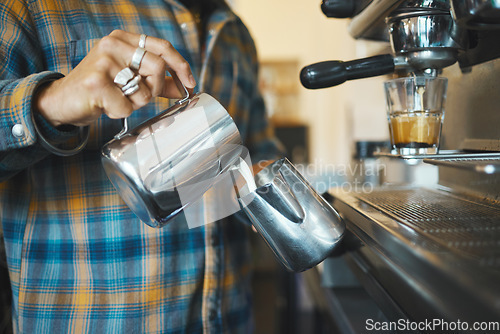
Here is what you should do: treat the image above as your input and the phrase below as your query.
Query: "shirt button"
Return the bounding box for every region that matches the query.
[209,308,217,321]
[211,236,218,247]
[12,124,25,138]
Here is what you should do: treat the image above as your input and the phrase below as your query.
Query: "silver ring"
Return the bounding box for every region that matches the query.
[113,67,134,87]
[121,75,141,92]
[139,34,147,48]
[123,84,140,96]
[130,47,146,71]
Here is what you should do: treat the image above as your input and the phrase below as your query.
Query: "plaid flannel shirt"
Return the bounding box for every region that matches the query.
[0,0,282,333]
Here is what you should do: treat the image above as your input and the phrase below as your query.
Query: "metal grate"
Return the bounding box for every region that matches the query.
[423,157,500,174]
[356,189,500,267]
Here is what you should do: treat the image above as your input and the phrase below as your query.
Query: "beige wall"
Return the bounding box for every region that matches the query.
[232,0,390,167]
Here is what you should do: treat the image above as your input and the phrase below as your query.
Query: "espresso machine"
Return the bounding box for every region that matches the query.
[301,0,500,88]
[298,0,500,332]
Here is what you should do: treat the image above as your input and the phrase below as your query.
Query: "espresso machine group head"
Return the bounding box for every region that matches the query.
[300,0,500,89]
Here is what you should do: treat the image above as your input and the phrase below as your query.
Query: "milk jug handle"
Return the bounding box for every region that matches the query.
[114,71,190,140]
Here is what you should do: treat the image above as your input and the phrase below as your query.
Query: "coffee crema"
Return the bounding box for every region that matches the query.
[389,111,442,149]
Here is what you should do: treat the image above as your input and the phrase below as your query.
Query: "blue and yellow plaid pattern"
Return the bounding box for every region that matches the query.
[0,0,282,332]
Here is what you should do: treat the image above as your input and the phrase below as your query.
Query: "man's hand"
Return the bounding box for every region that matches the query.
[34,30,196,127]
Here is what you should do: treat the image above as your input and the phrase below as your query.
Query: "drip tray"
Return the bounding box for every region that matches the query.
[355,188,500,267]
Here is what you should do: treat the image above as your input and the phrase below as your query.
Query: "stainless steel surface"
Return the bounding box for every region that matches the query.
[424,157,500,174]
[437,160,500,203]
[356,187,500,263]
[317,0,500,326]
[345,0,500,71]
[398,0,451,11]
[307,1,472,89]
[102,93,243,227]
[375,150,500,160]
[388,14,465,70]
[330,186,500,323]
[441,59,500,152]
[304,0,500,90]
[239,158,345,272]
[348,0,500,38]
[302,264,392,334]
[347,0,456,40]
[451,0,500,29]
[461,138,500,152]
[347,0,402,40]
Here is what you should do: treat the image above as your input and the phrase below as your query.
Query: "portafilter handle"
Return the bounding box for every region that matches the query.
[300,54,396,89]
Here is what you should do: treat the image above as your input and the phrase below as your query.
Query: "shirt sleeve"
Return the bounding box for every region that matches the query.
[0,1,78,181]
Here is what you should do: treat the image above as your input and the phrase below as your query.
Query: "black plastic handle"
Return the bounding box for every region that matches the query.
[321,0,356,18]
[300,54,395,89]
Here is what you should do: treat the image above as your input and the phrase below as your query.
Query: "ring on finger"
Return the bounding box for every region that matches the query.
[139,34,147,48]
[123,84,140,96]
[130,47,146,71]
[114,67,135,87]
[121,75,141,92]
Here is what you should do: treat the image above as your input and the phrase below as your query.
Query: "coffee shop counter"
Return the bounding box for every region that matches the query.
[302,186,500,333]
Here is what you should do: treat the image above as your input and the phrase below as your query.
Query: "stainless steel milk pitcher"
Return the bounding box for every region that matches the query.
[101,84,243,228]
[102,79,344,272]
[238,158,345,272]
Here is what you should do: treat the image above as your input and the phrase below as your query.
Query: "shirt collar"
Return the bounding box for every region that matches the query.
[200,8,236,88]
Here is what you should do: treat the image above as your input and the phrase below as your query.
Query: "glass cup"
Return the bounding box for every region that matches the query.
[384,76,447,155]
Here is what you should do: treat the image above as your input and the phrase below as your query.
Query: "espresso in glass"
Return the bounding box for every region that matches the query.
[389,110,442,154]
[385,76,447,155]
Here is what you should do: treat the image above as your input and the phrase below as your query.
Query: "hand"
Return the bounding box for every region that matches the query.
[34,30,197,127]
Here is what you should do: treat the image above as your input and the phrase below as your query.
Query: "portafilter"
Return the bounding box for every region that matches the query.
[300,6,466,89]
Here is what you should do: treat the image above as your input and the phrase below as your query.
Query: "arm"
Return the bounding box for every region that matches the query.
[0,0,63,180]
[0,2,196,182]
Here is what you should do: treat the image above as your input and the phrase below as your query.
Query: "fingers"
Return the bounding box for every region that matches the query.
[109,30,197,94]
[92,33,175,118]
[93,53,153,115]
[60,30,194,126]
[38,30,194,128]
[120,78,152,111]
[101,83,134,120]
[141,35,197,90]
[136,51,170,97]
